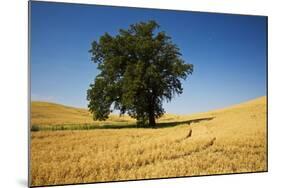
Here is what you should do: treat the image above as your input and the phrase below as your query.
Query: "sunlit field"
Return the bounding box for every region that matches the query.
[30,96,267,186]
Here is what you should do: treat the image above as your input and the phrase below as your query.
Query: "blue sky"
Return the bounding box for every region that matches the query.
[30,1,267,114]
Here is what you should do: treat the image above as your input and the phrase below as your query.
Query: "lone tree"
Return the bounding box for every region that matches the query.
[87,21,193,127]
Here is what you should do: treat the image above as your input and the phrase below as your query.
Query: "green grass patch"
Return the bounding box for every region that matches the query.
[30,117,214,132]
[30,123,137,131]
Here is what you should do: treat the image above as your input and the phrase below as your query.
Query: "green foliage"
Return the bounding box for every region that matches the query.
[87,20,193,126]
[31,125,40,132]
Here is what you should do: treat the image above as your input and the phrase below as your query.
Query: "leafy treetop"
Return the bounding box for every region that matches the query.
[87,20,193,127]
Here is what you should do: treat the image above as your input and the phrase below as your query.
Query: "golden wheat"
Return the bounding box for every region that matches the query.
[30,96,267,186]
[31,101,135,126]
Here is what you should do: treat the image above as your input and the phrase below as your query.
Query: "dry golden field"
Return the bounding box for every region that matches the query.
[30,96,267,186]
[31,101,135,126]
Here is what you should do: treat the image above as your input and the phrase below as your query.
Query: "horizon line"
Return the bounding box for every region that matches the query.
[30,95,266,116]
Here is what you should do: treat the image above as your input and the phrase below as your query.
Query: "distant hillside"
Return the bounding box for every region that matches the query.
[31,101,134,126]
[157,96,267,124]
[31,96,266,127]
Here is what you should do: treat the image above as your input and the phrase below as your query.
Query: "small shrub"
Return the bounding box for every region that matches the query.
[31,125,40,132]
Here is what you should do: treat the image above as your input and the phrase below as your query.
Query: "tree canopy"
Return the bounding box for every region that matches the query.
[87,20,193,127]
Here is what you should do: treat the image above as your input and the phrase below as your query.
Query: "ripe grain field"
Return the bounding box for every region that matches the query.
[30,96,267,186]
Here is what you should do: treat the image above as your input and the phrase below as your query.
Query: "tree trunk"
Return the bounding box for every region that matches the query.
[148,110,156,127]
[148,91,156,127]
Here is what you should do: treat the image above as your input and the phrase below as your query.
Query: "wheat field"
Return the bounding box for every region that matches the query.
[30,96,267,186]
[31,101,135,126]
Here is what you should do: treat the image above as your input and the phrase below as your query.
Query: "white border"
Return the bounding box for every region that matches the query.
[1,0,280,188]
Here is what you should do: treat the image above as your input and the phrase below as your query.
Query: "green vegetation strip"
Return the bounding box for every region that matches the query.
[30,117,214,131]
[31,123,146,131]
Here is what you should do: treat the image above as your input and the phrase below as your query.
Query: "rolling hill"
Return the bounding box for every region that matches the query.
[31,101,135,126]
[31,96,267,186]
[31,96,266,128]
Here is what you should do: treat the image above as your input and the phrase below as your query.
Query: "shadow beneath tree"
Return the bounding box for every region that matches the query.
[103,116,215,129]
[31,117,215,131]
[155,117,215,128]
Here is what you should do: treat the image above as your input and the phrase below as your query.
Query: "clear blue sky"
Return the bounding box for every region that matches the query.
[30,1,267,114]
